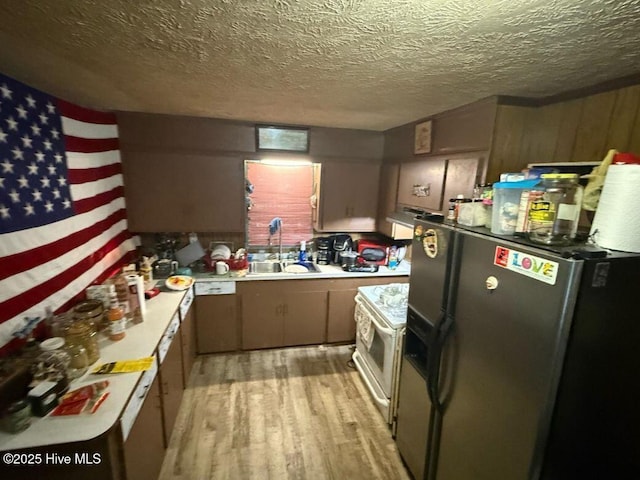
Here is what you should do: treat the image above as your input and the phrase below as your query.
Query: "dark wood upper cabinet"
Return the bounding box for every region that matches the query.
[121,151,245,232]
[431,99,498,154]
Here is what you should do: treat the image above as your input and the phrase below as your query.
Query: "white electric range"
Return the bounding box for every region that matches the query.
[352,283,409,433]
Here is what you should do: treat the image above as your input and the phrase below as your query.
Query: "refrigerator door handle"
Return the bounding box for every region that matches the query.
[430,313,455,413]
[426,310,447,407]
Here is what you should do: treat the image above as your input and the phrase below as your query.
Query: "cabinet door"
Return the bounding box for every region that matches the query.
[318,162,380,232]
[327,289,358,343]
[441,157,482,206]
[159,337,184,446]
[241,293,284,350]
[121,152,244,232]
[180,307,197,386]
[123,375,165,480]
[397,159,446,211]
[195,295,238,353]
[376,163,399,237]
[283,291,327,346]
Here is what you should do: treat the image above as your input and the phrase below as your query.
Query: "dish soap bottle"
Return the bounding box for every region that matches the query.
[298,240,307,262]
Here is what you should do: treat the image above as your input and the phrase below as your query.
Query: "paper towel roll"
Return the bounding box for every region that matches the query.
[590,164,640,252]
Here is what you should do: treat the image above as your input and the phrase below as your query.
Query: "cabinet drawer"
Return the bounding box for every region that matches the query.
[158,313,180,364]
[195,281,236,295]
[120,359,159,442]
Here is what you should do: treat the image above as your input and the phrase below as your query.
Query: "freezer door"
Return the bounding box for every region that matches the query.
[395,356,432,480]
[408,220,456,322]
[435,232,581,480]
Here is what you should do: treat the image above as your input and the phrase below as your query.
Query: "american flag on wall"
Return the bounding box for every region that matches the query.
[0,73,136,350]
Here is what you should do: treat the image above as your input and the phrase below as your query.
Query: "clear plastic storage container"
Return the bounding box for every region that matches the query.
[491,179,540,235]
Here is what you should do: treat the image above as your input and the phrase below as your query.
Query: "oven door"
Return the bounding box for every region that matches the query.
[354,295,397,397]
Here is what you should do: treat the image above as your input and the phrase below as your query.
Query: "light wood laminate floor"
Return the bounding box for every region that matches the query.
[159,345,411,480]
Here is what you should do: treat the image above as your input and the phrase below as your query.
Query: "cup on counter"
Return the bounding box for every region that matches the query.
[215,261,230,275]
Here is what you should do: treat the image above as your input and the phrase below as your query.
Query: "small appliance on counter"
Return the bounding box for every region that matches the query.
[356,239,390,265]
[330,234,353,264]
[315,237,332,265]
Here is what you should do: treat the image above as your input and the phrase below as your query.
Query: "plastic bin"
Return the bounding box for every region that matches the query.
[491,179,539,235]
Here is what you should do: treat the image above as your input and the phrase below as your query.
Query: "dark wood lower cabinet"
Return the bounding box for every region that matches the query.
[123,375,165,480]
[327,288,358,343]
[195,294,239,353]
[158,335,184,447]
[180,308,197,387]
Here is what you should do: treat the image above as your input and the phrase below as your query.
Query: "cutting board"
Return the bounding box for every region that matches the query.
[175,241,205,266]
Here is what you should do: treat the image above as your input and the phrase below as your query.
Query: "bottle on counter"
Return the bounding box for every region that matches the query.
[140,256,153,284]
[298,240,308,262]
[107,285,126,341]
[388,246,399,270]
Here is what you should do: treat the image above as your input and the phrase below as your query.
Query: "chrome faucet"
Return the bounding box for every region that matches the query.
[268,217,283,260]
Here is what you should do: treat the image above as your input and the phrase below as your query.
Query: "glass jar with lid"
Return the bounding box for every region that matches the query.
[64,319,100,365]
[527,173,583,245]
[32,338,70,394]
[73,299,105,334]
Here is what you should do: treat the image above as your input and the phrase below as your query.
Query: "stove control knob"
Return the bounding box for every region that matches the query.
[485,276,499,291]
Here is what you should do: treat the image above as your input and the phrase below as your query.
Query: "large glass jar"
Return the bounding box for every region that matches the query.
[74,299,105,334]
[527,173,583,245]
[64,319,100,365]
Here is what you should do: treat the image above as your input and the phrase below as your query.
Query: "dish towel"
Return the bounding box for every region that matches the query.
[356,304,375,350]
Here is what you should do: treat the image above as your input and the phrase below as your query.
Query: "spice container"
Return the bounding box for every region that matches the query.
[527,173,583,245]
[107,284,126,341]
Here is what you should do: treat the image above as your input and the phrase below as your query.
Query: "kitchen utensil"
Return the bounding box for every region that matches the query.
[215,261,230,275]
[175,241,205,267]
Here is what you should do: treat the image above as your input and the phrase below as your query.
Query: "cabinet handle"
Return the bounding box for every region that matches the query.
[138,384,150,399]
[283,304,288,315]
[275,305,281,315]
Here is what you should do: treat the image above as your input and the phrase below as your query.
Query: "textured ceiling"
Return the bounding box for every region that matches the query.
[0,0,639,131]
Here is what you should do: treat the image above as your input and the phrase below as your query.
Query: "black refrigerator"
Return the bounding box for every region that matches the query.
[394,218,640,480]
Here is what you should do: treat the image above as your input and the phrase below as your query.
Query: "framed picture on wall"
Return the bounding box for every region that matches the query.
[414,120,432,155]
[256,125,309,152]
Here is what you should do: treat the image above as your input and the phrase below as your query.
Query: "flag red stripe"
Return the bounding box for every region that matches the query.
[64,135,120,153]
[0,209,127,281]
[74,186,125,215]
[56,99,117,125]
[0,249,136,358]
[0,230,132,320]
[67,163,122,184]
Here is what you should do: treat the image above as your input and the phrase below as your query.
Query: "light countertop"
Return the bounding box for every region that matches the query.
[187,261,411,282]
[0,289,187,452]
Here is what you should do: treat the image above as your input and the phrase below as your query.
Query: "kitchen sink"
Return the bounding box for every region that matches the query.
[248,260,322,274]
[248,261,283,273]
[281,261,322,273]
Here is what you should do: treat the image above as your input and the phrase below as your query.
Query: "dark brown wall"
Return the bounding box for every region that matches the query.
[383,84,640,183]
[117,112,384,161]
